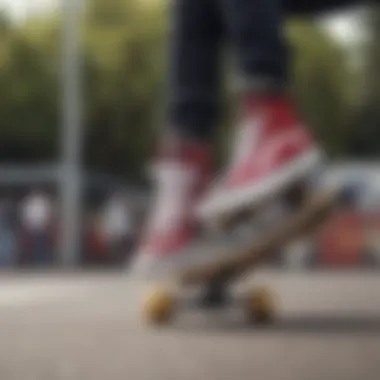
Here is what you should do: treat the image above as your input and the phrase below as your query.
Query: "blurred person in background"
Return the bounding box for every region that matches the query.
[101,190,135,266]
[0,197,17,267]
[131,0,361,280]
[81,209,108,266]
[19,188,54,267]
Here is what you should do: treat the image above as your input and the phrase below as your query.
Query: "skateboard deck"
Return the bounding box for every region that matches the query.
[141,188,340,325]
[178,189,337,286]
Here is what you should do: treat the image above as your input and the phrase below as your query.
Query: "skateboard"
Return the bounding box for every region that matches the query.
[141,183,340,326]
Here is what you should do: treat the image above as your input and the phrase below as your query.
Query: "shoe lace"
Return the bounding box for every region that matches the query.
[145,164,196,236]
[229,114,264,169]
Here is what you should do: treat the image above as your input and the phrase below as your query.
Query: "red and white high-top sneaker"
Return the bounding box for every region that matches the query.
[196,95,323,220]
[130,138,212,277]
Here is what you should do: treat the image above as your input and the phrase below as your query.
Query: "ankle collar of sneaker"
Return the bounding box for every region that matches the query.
[155,136,212,166]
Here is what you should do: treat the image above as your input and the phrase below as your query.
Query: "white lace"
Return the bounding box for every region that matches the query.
[146,163,196,235]
[228,112,266,169]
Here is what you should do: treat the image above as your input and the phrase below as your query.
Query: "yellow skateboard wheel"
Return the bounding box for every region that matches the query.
[245,285,276,324]
[142,286,175,325]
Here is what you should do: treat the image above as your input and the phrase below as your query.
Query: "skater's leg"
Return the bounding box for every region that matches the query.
[219,0,288,92]
[221,0,362,82]
[132,0,224,275]
[166,0,224,142]
[195,0,323,220]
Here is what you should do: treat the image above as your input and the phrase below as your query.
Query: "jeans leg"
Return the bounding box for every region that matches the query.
[219,0,288,92]
[166,0,224,141]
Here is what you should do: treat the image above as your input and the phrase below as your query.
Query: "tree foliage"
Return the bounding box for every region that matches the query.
[287,19,356,156]
[0,1,358,178]
[347,5,380,158]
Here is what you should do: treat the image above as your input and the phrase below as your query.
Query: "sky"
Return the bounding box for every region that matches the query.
[0,0,57,19]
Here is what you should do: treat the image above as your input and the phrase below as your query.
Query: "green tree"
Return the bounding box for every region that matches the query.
[348,5,380,157]
[287,20,353,156]
[0,13,59,162]
[0,3,355,177]
[83,0,166,177]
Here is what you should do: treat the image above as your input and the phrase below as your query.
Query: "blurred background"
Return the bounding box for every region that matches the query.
[0,0,377,271]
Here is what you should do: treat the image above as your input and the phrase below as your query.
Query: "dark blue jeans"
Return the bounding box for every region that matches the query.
[166,0,361,142]
[167,0,287,141]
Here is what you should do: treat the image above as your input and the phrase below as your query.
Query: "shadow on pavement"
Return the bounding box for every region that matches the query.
[171,315,380,335]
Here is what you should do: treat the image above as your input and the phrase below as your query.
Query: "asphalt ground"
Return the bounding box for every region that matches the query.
[0,270,379,380]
